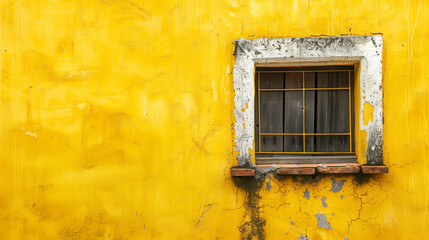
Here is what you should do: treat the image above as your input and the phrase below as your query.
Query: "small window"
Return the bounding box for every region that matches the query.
[233,36,383,167]
[254,66,357,164]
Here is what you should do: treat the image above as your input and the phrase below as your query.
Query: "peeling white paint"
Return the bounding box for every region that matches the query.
[25,131,37,138]
[233,36,383,166]
[76,102,88,109]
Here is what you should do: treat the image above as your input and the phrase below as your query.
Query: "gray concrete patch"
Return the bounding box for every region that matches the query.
[321,197,327,207]
[303,188,310,200]
[299,234,309,240]
[330,178,347,193]
[265,174,272,191]
[315,213,332,230]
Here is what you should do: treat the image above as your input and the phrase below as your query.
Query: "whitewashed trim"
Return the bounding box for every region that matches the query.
[233,36,383,166]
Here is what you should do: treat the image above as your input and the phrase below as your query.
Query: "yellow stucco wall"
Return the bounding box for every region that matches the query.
[0,0,428,239]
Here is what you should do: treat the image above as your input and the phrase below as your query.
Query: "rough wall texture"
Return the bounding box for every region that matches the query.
[0,0,428,239]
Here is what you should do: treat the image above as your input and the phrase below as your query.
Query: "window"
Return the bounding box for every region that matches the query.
[232,36,383,167]
[254,66,357,164]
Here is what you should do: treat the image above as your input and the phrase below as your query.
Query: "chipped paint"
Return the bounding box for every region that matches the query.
[24,131,37,138]
[299,234,310,240]
[315,213,333,230]
[330,178,347,193]
[303,188,310,200]
[265,174,272,191]
[321,197,328,207]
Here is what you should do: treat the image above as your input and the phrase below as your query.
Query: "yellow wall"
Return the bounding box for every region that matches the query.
[0,0,428,239]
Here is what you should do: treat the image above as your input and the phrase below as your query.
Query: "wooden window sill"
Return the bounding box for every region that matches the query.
[230,167,256,177]
[230,164,388,177]
[255,156,358,165]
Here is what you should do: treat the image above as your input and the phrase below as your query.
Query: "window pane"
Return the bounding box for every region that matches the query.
[259,73,284,89]
[305,135,350,152]
[260,135,284,152]
[284,91,303,133]
[305,71,349,88]
[259,72,303,89]
[259,135,303,152]
[304,90,349,133]
[260,91,285,133]
[260,91,303,133]
[284,72,303,89]
[259,72,285,133]
[284,135,304,152]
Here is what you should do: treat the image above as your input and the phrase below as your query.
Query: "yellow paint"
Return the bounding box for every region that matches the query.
[358,130,368,165]
[352,64,365,165]
[1,0,428,239]
[363,102,374,126]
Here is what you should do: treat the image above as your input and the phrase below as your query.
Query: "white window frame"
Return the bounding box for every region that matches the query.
[233,36,383,166]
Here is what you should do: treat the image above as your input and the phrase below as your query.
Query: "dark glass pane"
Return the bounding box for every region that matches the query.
[284,72,303,89]
[260,135,284,152]
[259,73,284,89]
[284,135,304,152]
[304,90,349,133]
[284,91,303,133]
[260,91,285,133]
[259,135,303,152]
[259,72,285,133]
[305,71,349,88]
[304,72,316,88]
[305,135,350,152]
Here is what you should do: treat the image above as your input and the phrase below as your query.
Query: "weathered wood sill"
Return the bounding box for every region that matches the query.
[230,163,388,177]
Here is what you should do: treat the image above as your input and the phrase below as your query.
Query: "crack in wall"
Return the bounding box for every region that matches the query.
[230,172,388,239]
[195,203,215,227]
[345,177,387,237]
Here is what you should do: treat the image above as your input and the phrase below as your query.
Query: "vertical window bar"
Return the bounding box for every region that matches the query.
[302,71,305,153]
[348,70,352,153]
[283,72,286,152]
[258,71,261,152]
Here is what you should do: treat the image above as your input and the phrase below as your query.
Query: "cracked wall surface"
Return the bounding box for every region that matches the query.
[0,0,429,240]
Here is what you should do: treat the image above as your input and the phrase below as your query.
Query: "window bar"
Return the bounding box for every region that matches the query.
[302,71,305,153]
[258,71,261,153]
[260,133,351,136]
[259,87,349,91]
[348,70,352,153]
[258,151,355,154]
[256,70,351,73]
